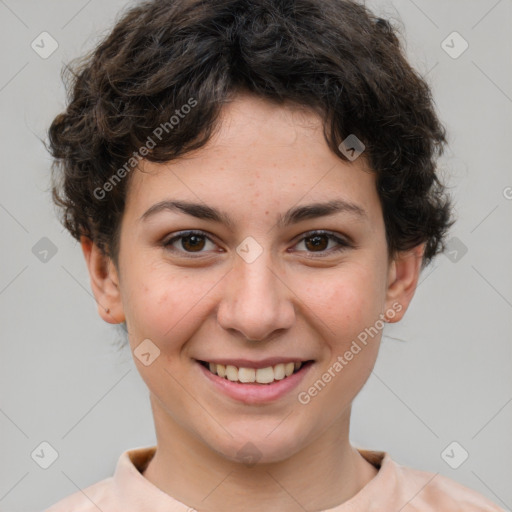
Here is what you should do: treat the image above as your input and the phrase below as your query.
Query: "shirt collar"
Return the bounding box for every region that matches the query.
[112,445,397,511]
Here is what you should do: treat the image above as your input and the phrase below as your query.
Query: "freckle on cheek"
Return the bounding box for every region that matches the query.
[157,293,168,306]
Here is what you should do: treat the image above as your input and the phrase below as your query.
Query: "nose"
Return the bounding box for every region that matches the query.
[216,251,296,342]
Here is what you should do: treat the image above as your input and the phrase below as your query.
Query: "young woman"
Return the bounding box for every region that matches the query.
[44,0,504,510]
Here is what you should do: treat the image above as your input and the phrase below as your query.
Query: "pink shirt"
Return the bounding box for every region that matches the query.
[44,445,505,511]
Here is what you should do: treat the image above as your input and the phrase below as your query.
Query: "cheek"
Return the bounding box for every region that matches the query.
[301,265,385,343]
[122,266,200,350]
[298,276,384,414]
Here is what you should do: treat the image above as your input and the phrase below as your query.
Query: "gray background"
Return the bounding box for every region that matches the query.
[0,0,511,511]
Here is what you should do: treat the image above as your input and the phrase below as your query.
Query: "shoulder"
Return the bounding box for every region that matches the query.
[43,445,159,511]
[43,476,115,512]
[357,449,504,512]
[394,462,505,511]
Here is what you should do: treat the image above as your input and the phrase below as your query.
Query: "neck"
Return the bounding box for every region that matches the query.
[142,395,378,512]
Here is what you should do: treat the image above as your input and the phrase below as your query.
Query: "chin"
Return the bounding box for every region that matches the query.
[203,423,307,466]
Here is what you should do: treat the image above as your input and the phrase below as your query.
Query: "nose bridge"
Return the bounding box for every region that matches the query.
[217,247,295,341]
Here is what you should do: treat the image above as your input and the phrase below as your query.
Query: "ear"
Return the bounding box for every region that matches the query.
[384,243,425,323]
[80,235,125,324]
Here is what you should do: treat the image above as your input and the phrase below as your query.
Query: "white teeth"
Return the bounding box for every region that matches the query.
[255,367,274,384]
[226,365,238,381]
[273,363,285,380]
[238,367,256,383]
[204,360,305,383]
[216,364,226,378]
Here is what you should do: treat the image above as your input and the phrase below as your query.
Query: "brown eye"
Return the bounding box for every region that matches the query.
[180,233,206,252]
[294,231,350,256]
[304,234,330,252]
[163,230,217,255]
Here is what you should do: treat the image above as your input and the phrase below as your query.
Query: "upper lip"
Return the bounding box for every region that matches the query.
[196,357,313,369]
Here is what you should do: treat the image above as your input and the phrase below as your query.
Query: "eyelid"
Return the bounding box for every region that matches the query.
[162,229,352,257]
[290,230,352,257]
[163,229,221,257]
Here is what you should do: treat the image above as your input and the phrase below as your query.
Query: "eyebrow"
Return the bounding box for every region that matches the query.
[139,199,368,228]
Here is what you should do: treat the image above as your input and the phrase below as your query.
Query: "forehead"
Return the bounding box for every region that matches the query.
[124,93,381,227]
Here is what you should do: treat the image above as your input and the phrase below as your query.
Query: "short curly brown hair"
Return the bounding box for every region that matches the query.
[47,0,454,270]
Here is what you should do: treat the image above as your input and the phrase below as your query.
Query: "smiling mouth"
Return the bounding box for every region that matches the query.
[197,360,314,384]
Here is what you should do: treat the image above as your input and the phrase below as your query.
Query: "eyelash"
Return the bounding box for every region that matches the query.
[162,229,351,258]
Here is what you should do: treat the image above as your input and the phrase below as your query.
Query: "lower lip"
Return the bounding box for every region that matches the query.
[195,360,314,405]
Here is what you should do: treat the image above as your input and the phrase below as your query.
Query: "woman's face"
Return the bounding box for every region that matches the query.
[90,93,421,464]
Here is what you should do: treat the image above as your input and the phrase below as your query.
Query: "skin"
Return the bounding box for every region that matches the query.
[81,92,424,511]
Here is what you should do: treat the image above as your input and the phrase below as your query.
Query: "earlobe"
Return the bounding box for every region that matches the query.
[80,235,125,324]
[384,243,425,323]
